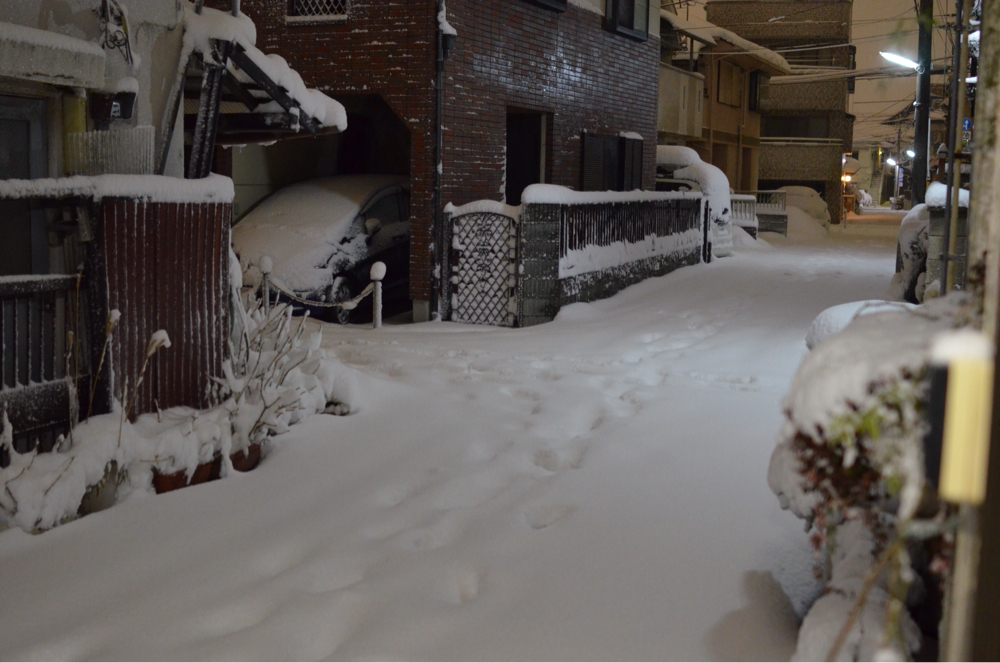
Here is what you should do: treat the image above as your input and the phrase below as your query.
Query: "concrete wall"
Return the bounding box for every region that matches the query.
[705,0,852,43]
[658,65,704,140]
[0,0,185,177]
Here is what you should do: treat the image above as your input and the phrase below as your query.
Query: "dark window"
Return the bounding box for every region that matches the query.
[717,60,743,107]
[605,0,648,41]
[762,115,830,139]
[522,0,567,11]
[581,133,643,191]
[749,71,769,112]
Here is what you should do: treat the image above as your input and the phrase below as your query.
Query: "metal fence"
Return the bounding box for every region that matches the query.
[1,274,80,463]
[730,194,758,238]
[445,194,706,328]
[738,190,788,236]
[560,198,702,258]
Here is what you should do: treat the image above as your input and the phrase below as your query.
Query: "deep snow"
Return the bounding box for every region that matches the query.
[0,210,897,660]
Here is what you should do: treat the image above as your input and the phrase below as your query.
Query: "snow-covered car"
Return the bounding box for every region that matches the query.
[656,146,733,257]
[233,175,410,323]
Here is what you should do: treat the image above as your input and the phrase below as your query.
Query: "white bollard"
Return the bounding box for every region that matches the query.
[370,261,386,329]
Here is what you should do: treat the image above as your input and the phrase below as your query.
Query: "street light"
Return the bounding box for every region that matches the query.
[886,157,898,166]
[907,149,917,158]
[880,51,921,72]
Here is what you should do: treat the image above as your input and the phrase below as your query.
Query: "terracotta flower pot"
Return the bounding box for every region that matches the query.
[208,442,263,480]
[230,442,262,473]
[152,459,216,494]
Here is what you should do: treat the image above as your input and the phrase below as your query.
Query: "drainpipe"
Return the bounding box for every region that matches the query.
[232,0,239,16]
[432,0,446,320]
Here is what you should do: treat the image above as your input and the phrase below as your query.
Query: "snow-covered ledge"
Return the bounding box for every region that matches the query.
[0,174,235,204]
[0,22,105,89]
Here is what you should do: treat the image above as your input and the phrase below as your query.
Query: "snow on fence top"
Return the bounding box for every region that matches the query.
[444,199,522,219]
[521,184,702,205]
[0,174,235,204]
[183,2,347,131]
[925,181,970,209]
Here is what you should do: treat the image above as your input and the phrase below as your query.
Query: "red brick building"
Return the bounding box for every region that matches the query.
[209,0,661,320]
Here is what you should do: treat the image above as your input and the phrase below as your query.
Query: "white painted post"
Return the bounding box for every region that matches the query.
[370,261,386,329]
[260,255,273,316]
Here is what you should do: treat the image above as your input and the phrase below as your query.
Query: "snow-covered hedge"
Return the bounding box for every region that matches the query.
[769,294,979,660]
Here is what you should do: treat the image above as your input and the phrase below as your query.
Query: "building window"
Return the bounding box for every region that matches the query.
[523,0,567,12]
[286,0,349,23]
[717,60,743,108]
[581,133,643,191]
[762,115,830,139]
[748,71,769,112]
[605,0,649,41]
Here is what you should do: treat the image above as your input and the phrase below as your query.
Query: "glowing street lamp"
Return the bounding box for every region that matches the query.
[886,157,898,167]
[907,149,917,158]
[880,51,921,71]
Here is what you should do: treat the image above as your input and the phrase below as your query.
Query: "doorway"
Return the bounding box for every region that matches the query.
[506,110,548,206]
[0,96,48,276]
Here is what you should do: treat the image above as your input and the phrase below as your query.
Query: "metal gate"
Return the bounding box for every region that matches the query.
[449,211,519,327]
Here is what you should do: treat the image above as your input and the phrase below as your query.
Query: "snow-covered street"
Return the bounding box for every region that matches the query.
[0,217,899,660]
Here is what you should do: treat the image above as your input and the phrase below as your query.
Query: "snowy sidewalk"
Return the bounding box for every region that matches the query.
[0,221,897,660]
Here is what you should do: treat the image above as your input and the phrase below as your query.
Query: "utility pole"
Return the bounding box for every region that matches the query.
[912,0,933,203]
[894,124,902,204]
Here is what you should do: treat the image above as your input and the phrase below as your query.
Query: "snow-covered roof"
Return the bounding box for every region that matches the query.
[183,3,347,131]
[0,174,235,204]
[0,21,105,89]
[661,9,792,76]
[660,11,717,45]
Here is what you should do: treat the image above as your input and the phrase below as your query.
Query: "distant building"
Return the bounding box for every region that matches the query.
[706,0,855,222]
[659,9,791,191]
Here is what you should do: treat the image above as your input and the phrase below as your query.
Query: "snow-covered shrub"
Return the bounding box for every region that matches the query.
[0,278,354,533]
[217,300,343,462]
[886,205,930,304]
[769,294,977,660]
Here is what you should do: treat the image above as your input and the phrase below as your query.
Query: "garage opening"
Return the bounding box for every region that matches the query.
[224,94,412,322]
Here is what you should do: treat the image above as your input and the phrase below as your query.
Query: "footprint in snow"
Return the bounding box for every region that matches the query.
[533,446,585,472]
[522,503,574,530]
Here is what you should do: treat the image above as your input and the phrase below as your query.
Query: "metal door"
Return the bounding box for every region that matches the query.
[450,211,519,327]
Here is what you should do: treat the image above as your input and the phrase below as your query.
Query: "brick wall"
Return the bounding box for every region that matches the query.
[211,0,658,303]
[442,1,660,207]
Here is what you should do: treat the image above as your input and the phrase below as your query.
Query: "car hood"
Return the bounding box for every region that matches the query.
[233,175,407,294]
